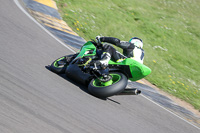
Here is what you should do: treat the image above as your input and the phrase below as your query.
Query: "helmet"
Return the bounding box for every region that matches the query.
[129,37,143,48]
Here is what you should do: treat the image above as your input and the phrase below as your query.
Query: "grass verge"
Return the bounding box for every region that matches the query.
[55,0,200,110]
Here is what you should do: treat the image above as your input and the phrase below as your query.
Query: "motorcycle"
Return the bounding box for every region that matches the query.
[50,40,151,98]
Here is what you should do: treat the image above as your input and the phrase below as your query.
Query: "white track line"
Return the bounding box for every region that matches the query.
[141,94,200,130]
[14,0,200,130]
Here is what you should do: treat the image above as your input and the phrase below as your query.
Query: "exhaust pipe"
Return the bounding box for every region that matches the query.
[117,88,141,95]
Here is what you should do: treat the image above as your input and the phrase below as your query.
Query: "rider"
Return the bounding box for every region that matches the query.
[95,36,144,67]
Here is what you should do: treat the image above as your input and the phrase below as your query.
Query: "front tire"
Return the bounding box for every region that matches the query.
[88,72,127,98]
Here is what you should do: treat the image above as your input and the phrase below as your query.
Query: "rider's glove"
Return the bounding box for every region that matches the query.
[96,36,101,44]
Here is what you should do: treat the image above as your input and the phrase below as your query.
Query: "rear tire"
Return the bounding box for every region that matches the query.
[88,72,127,98]
[50,54,76,74]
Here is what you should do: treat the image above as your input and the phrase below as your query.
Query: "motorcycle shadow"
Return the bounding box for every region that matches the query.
[45,65,120,104]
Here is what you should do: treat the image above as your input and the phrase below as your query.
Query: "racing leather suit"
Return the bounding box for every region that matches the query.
[99,37,144,64]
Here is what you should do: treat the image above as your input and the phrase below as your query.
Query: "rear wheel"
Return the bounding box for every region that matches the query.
[50,54,77,74]
[88,72,127,98]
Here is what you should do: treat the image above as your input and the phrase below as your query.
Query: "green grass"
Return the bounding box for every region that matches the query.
[55,0,200,110]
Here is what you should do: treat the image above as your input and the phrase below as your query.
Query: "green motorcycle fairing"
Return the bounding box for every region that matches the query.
[108,59,151,81]
[75,41,96,59]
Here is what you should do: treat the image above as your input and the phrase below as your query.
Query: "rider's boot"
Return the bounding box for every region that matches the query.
[93,52,111,78]
[98,52,111,69]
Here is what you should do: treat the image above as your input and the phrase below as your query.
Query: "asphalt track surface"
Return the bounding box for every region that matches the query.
[0,0,199,133]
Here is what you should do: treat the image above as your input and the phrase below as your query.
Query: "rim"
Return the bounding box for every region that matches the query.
[53,57,66,68]
[92,73,121,87]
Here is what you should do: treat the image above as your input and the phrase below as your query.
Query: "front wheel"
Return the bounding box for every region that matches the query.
[50,54,77,74]
[88,72,127,98]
